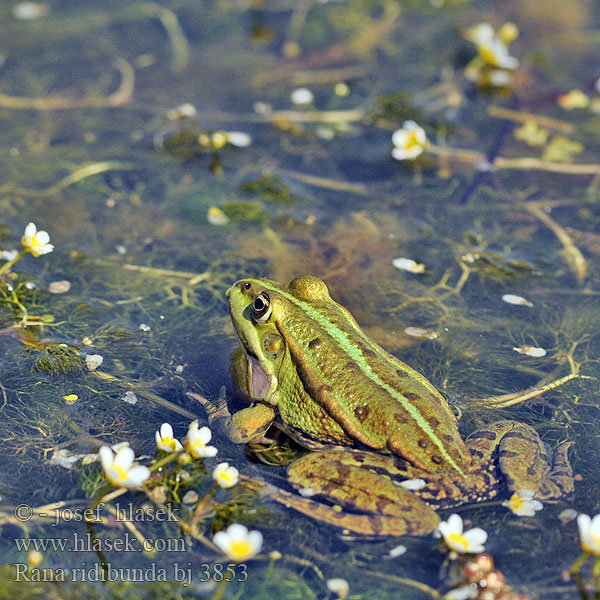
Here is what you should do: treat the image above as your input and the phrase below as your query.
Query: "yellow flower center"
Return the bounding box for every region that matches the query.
[509,493,525,511]
[109,464,130,485]
[406,131,422,150]
[582,532,600,556]
[218,471,234,485]
[478,44,498,66]
[447,532,468,552]
[229,540,253,561]
[161,436,178,451]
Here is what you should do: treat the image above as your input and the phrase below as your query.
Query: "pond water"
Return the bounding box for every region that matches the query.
[1,0,599,598]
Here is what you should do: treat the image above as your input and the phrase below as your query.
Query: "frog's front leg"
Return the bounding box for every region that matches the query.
[280,449,440,536]
[187,392,276,444]
[467,420,574,499]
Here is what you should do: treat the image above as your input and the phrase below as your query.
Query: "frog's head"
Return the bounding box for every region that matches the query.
[227,276,332,404]
[227,278,288,403]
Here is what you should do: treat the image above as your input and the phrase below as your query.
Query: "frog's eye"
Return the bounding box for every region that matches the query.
[252,292,271,323]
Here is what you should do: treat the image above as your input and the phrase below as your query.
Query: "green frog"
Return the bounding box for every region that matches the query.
[205,275,573,536]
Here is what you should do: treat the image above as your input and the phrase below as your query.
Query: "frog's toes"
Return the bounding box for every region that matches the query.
[498,425,574,500]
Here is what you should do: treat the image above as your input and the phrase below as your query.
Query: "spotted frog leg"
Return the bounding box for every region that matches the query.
[258,421,573,537]
[466,420,574,499]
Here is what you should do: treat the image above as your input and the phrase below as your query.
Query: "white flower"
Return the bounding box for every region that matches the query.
[21,223,54,257]
[155,423,183,453]
[391,121,428,160]
[502,490,543,516]
[207,206,230,226]
[437,514,487,554]
[1,250,18,261]
[290,87,314,105]
[212,462,240,488]
[577,513,600,556]
[326,578,350,598]
[502,294,533,307]
[466,23,519,70]
[392,257,426,274]
[513,345,547,357]
[184,420,218,458]
[226,131,252,148]
[213,523,263,561]
[99,445,150,488]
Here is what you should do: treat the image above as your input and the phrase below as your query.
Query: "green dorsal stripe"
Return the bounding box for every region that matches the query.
[248,279,465,475]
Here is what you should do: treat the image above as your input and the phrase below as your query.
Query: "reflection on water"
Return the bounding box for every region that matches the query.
[0,0,599,597]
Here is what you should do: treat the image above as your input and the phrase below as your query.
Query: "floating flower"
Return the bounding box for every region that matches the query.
[213,523,263,561]
[207,206,230,226]
[1,250,18,261]
[513,345,547,357]
[155,422,183,453]
[465,23,519,70]
[99,445,150,488]
[184,420,218,458]
[212,462,240,488]
[392,257,426,273]
[501,294,533,307]
[437,514,487,554]
[391,121,427,161]
[226,131,252,148]
[21,222,54,257]
[326,578,350,598]
[577,513,600,556]
[290,87,314,105]
[502,490,543,516]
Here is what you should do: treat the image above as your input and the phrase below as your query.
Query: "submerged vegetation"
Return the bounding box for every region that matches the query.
[1,0,600,598]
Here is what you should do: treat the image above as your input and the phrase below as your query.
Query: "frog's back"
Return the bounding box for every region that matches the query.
[273,277,471,476]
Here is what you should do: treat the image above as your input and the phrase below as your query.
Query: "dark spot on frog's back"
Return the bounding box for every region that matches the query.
[431,455,442,464]
[358,342,377,358]
[394,413,409,424]
[404,392,421,402]
[428,416,440,427]
[346,361,360,373]
[308,338,321,350]
[354,404,370,422]
[396,369,409,378]
[418,439,429,449]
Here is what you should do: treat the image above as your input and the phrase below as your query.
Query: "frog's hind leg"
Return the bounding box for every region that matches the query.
[467,420,574,500]
[281,450,441,536]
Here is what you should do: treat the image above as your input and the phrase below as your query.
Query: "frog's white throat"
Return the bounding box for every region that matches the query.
[247,354,278,401]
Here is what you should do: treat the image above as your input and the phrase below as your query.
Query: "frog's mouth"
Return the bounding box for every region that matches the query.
[246,353,272,399]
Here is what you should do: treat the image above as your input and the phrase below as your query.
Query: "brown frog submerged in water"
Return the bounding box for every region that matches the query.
[202,275,573,536]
